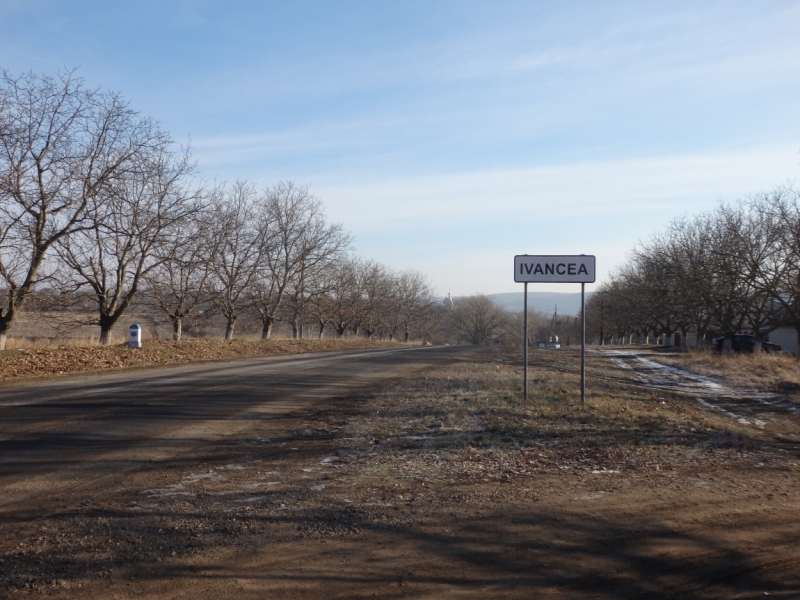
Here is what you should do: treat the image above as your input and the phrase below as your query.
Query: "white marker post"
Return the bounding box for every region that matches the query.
[514,255,596,403]
[128,324,142,349]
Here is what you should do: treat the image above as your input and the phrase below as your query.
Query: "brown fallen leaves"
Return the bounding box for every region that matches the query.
[0,338,402,382]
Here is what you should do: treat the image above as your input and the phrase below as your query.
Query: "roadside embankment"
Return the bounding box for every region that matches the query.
[0,338,405,383]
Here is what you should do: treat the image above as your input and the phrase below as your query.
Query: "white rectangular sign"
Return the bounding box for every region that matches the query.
[514,254,596,283]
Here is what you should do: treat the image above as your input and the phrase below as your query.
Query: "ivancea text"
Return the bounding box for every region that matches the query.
[519,262,589,276]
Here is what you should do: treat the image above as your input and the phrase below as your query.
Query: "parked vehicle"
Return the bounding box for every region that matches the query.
[711,334,783,353]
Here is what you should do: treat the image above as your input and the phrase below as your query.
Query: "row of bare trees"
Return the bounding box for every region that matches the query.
[586,187,800,349]
[0,69,181,349]
[0,69,440,347]
[145,177,440,343]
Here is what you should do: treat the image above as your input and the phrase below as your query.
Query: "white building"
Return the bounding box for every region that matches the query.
[768,326,798,353]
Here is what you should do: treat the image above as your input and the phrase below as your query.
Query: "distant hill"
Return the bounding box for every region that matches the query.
[486,291,593,316]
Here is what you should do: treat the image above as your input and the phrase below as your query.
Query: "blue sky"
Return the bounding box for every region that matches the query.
[3,1,800,295]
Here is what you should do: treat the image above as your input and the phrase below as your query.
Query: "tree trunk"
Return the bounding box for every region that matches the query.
[99,325,113,345]
[261,318,274,341]
[752,328,765,353]
[0,309,14,350]
[173,317,183,342]
[224,317,236,341]
[695,328,706,349]
[722,333,733,352]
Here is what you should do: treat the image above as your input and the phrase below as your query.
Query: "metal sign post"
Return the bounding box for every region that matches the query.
[523,282,528,400]
[514,255,595,404]
[581,282,586,404]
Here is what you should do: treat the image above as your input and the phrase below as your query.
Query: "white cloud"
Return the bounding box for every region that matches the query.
[304,143,800,295]
[315,143,800,227]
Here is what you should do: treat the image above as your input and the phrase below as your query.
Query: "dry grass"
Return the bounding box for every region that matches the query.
[335,346,765,487]
[651,348,800,395]
[0,338,404,382]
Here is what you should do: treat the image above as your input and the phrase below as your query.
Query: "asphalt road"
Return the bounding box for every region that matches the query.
[0,344,472,510]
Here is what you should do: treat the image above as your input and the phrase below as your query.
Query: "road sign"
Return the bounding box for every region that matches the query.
[516,254,595,404]
[514,254,595,283]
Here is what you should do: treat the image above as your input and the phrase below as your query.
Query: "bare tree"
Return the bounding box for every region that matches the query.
[356,260,393,338]
[662,216,716,347]
[450,295,507,345]
[327,257,360,338]
[589,282,641,345]
[752,188,800,345]
[250,182,350,340]
[0,69,166,349]
[316,257,392,339]
[702,205,760,349]
[55,144,197,344]
[394,269,435,342]
[207,181,264,341]
[304,266,338,339]
[720,199,784,350]
[145,190,217,341]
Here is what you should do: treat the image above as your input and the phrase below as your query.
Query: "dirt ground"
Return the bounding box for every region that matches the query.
[1,346,799,598]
